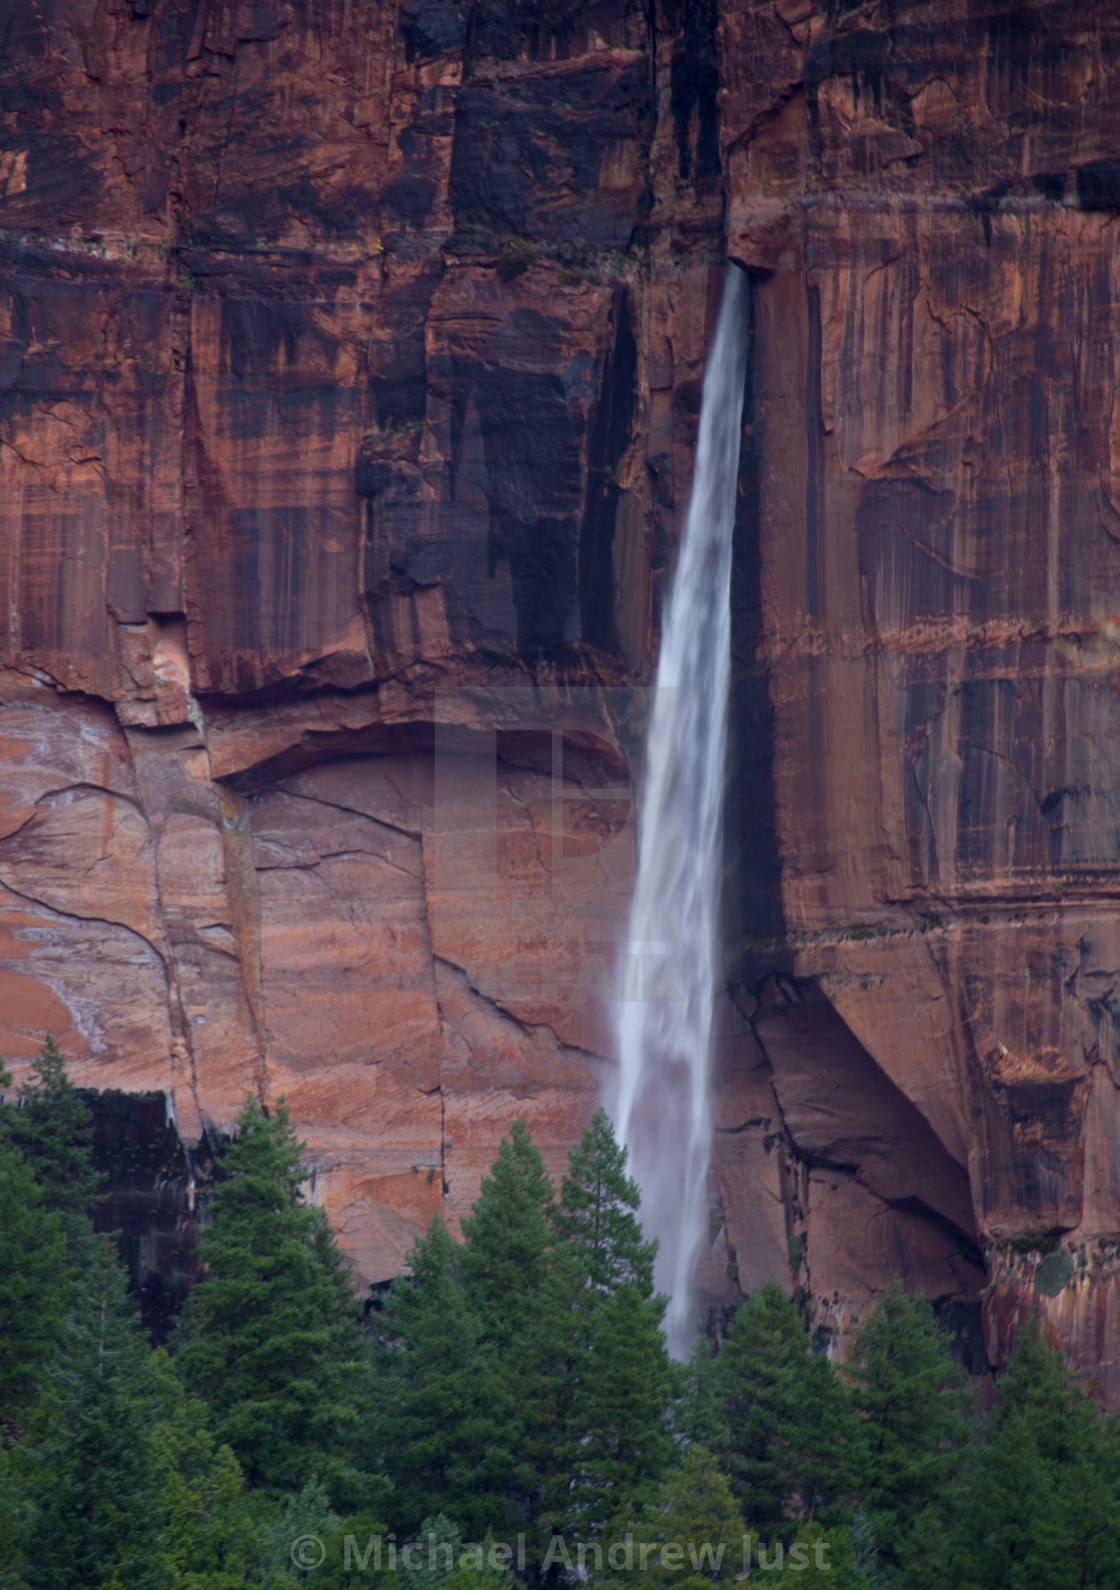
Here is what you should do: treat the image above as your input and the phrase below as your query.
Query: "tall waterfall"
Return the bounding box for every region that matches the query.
[616,268,748,1358]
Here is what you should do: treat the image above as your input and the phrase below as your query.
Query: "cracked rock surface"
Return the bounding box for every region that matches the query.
[7,0,1120,1389]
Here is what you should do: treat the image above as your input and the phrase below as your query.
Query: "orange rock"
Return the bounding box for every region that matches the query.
[7,0,1120,1397]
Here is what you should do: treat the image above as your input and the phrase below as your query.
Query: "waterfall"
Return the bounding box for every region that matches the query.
[615,267,748,1358]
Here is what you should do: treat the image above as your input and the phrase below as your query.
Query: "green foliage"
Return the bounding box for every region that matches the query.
[462,1118,556,1353]
[495,236,538,280]
[14,1236,161,1590]
[148,1350,261,1589]
[0,1144,69,1421]
[910,1318,1120,1589]
[174,1096,376,1510]
[545,1112,673,1538]
[256,1477,340,1582]
[460,1118,558,1536]
[554,1279,673,1538]
[602,1445,744,1590]
[381,1112,674,1554]
[713,1282,862,1536]
[551,1110,658,1298]
[1,1036,102,1239]
[0,1444,24,1590]
[379,1215,512,1538]
[11,1063,1120,1590]
[399,1514,463,1590]
[1033,1247,1074,1296]
[676,1341,729,1456]
[752,1523,869,1587]
[844,1280,970,1568]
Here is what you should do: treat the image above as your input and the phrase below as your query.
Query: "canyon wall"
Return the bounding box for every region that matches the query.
[4,0,1120,1387]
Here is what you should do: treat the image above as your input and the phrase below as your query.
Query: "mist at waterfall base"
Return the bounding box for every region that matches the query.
[614,268,748,1360]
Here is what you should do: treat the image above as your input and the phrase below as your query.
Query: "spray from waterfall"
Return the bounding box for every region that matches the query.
[615,267,748,1359]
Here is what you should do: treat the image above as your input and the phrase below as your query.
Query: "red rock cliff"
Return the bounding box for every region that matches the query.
[3,0,1120,1388]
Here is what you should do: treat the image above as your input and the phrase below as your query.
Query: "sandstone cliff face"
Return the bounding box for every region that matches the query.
[4,0,1120,1387]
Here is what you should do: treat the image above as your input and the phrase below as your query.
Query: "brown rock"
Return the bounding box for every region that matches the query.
[8,0,1120,1397]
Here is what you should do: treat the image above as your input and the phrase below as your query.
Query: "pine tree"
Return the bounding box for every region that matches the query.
[753,1522,870,1587]
[1,1036,102,1237]
[844,1281,970,1569]
[379,1215,513,1537]
[149,1350,261,1589]
[715,1282,862,1536]
[545,1111,673,1540]
[0,1142,69,1422]
[256,1477,340,1584]
[551,1110,657,1296]
[460,1118,561,1532]
[0,1443,24,1590]
[605,1444,745,1590]
[921,1318,1120,1590]
[676,1340,730,1459]
[461,1118,556,1352]
[559,1281,673,1537]
[174,1096,376,1510]
[14,1235,161,1590]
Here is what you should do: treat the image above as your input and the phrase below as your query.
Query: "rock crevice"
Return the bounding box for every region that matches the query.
[6,0,1120,1385]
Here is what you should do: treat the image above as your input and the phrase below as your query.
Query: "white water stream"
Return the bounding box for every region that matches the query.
[615,267,748,1358]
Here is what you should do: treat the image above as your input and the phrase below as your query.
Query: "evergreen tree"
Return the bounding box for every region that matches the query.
[174,1096,376,1510]
[398,1514,463,1590]
[1,1036,102,1237]
[14,1235,160,1590]
[844,1281,970,1570]
[0,1143,69,1422]
[256,1477,340,1584]
[551,1110,657,1296]
[715,1282,862,1535]
[558,1281,673,1537]
[378,1215,512,1537]
[676,1340,730,1458]
[0,1443,24,1590]
[545,1112,673,1539]
[603,1444,745,1590]
[149,1350,261,1589]
[917,1318,1120,1590]
[753,1522,869,1587]
[461,1118,556,1352]
[459,1119,559,1533]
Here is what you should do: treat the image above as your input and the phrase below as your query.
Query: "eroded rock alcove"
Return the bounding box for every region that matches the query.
[6,0,1120,1389]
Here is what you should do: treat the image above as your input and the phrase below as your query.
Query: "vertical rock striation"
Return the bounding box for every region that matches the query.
[4,0,1120,1389]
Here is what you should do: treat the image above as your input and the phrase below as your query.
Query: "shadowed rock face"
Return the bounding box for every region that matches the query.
[4,0,1120,1388]
[83,1088,216,1341]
